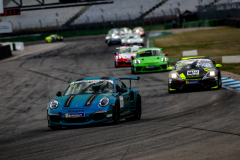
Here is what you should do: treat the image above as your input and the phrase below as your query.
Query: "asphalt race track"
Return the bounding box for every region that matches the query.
[1,35,240,160]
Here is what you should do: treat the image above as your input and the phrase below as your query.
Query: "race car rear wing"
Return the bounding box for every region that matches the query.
[118,77,140,92]
[118,77,140,80]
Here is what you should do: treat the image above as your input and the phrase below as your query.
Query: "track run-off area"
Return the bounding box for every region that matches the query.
[1,35,240,160]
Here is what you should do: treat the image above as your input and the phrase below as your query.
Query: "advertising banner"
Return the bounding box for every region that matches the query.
[0,0,3,14]
[0,22,13,33]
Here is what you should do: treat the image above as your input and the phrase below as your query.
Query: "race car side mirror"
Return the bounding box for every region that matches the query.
[216,64,222,68]
[118,88,127,93]
[167,67,172,71]
[56,91,62,97]
[114,52,117,55]
[131,56,134,60]
[165,52,169,56]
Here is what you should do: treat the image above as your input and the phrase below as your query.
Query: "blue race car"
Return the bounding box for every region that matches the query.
[47,77,141,129]
[107,34,121,46]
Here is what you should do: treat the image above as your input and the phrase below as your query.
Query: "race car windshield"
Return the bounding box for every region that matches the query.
[119,48,131,54]
[64,80,114,95]
[137,49,164,57]
[129,35,140,39]
[175,59,214,69]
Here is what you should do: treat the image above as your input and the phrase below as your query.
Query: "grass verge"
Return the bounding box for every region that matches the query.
[154,27,240,75]
[154,27,240,59]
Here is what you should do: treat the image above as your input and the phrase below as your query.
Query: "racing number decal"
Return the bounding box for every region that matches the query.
[119,96,124,108]
[187,70,199,76]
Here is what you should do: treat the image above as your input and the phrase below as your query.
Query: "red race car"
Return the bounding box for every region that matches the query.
[114,45,141,68]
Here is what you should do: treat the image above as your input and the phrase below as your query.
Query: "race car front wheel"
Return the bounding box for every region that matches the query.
[112,101,120,124]
[115,61,118,68]
[131,66,135,74]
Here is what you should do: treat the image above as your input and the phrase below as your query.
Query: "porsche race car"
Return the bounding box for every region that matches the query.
[47,77,141,129]
[167,56,222,93]
[105,28,120,43]
[121,34,144,46]
[45,34,63,43]
[131,48,169,74]
[133,27,145,37]
[114,45,141,67]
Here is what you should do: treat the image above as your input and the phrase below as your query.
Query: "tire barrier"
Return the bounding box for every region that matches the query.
[0,45,12,60]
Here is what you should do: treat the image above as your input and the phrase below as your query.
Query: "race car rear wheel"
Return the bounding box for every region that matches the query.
[133,96,142,120]
[112,101,120,124]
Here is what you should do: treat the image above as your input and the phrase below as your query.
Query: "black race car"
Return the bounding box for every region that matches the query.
[167,56,222,93]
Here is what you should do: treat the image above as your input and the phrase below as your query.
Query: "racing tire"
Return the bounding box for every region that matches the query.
[168,81,175,94]
[133,96,142,120]
[218,75,222,89]
[112,101,120,124]
[115,61,118,68]
[131,66,135,74]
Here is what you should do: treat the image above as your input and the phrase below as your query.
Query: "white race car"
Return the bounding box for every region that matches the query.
[121,34,144,46]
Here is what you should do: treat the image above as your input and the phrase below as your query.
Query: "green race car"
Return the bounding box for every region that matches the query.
[131,48,169,74]
[45,34,63,43]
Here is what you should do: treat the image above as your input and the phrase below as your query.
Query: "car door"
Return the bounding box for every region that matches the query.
[115,79,130,113]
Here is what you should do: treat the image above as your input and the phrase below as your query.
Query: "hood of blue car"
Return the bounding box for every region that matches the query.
[59,94,112,109]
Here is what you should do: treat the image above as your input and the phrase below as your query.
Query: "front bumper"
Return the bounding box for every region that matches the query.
[133,64,168,72]
[116,59,131,66]
[48,110,112,127]
[109,39,121,44]
[169,78,218,91]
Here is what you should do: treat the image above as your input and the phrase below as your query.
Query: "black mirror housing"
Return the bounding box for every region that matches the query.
[56,91,62,97]
[118,88,127,93]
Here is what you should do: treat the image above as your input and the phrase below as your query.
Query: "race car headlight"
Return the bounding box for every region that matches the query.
[114,36,120,39]
[99,97,109,107]
[161,57,167,62]
[128,40,131,43]
[106,36,110,39]
[140,38,143,42]
[135,60,140,64]
[117,56,122,59]
[209,71,216,77]
[50,100,59,110]
[171,72,178,79]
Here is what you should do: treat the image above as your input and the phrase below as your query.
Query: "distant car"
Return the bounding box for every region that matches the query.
[114,45,141,67]
[167,57,222,93]
[120,27,132,34]
[47,77,141,129]
[107,34,121,46]
[105,28,120,43]
[133,27,145,37]
[45,34,63,43]
[121,34,144,46]
[131,48,169,74]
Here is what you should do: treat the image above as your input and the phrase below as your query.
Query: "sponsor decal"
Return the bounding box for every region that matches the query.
[85,94,99,106]
[74,80,113,84]
[187,70,199,76]
[66,113,85,118]
[119,96,124,108]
